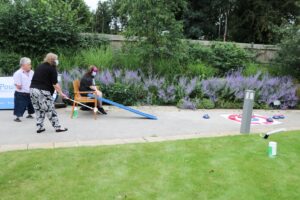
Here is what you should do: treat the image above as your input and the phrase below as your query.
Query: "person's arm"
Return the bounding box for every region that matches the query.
[89,85,98,91]
[51,68,67,98]
[13,71,22,90]
[53,83,67,98]
[87,77,98,91]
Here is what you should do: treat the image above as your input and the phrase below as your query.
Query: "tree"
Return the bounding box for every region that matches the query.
[63,0,92,31]
[273,25,300,80]
[229,0,299,44]
[183,0,219,40]
[0,0,81,56]
[94,1,112,33]
[118,0,187,72]
[183,0,299,44]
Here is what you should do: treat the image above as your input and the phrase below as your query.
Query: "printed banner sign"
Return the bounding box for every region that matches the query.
[0,77,15,109]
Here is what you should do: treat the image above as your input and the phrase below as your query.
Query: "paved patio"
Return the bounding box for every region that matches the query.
[0,106,299,152]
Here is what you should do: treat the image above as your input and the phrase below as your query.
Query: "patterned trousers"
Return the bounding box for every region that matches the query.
[30,88,61,130]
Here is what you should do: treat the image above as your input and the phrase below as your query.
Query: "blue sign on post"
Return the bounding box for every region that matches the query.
[0,77,15,109]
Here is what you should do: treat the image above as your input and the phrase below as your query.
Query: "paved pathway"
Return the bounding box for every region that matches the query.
[0,106,299,152]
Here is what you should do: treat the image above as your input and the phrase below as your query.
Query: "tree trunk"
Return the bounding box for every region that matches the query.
[223,11,228,42]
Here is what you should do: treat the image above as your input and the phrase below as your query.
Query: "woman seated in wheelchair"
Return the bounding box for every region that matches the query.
[79,65,107,114]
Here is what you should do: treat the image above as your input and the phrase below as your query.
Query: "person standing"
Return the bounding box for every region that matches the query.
[30,53,68,133]
[13,57,35,122]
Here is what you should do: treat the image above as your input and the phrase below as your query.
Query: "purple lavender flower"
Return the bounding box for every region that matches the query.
[69,67,84,80]
[179,98,197,110]
[143,76,165,90]
[185,77,198,96]
[259,75,298,108]
[98,69,115,86]
[201,78,226,102]
[226,70,263,100]
[113,69,122,78]
[122,70,141,84]
[158,85,176,103]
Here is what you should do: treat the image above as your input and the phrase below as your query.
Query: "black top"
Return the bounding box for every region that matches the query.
[30,62,58,95]
[79,75,95,96]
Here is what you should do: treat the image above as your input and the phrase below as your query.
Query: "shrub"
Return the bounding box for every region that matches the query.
[210,42,250,75]
[79,34,110,49]
[60,68,298,109]
[186,62,218,78]
[177,98,197,110]
[0,0,81,56]
[272,25,300,80]
[0,51,21,75]
[187,43,214,63]
[196,98,215,109]
[102,83,147,106]
[118,0,188,73]
[216,100,243,109]
[187,42,251,76]
[243,62,269,77]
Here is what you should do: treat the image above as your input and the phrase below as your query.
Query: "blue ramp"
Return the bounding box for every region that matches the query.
[88,94,157,120]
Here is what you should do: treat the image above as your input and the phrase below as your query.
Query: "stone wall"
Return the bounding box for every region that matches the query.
[83,33,279,64]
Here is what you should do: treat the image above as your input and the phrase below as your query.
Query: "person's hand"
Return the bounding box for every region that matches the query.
[60,92,68,99]
[16,85,22,90]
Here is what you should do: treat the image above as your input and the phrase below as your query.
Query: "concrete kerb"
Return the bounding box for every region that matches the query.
[0,132,248,153]
[1,127,299,153]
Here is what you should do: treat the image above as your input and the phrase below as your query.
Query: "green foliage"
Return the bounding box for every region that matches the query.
[101,82,147,106]
[57,47,113,71]
[188,42,214,63]
[186,63,218,78]
[183,0,299,44]
[79,34,110,49]
[63,0,92,31]
[0,0,82,56]
[272,25,300,80]
[188,42,250,76]
[228,0,299,44]
[216,100,243,109]
[0,51,21,75]
[243,62,269,77]
[94,1,112,33]
[196,98,215,109]
[118,0,188,72]
[210,42,249,75]
[112,49,141,70]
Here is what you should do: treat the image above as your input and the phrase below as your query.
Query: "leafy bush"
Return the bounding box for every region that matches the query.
[79,34,110,49]
[111,49,141,70]
[210,42,250,75]
[177,98,197,110]
[196,98,215,109]
[60,68,298,109]
[0,51,21,75]
[102,83,147,106]
[188,43,214,63]
[187,42,250,76]
[0,0,81,56]
[186,62,218,78]
[118,0,188,73]
[216,100,243,109]
[272,25,300,80]
[243,62,269,77]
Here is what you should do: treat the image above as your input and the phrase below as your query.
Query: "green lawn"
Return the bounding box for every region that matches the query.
[0,131,299,200]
